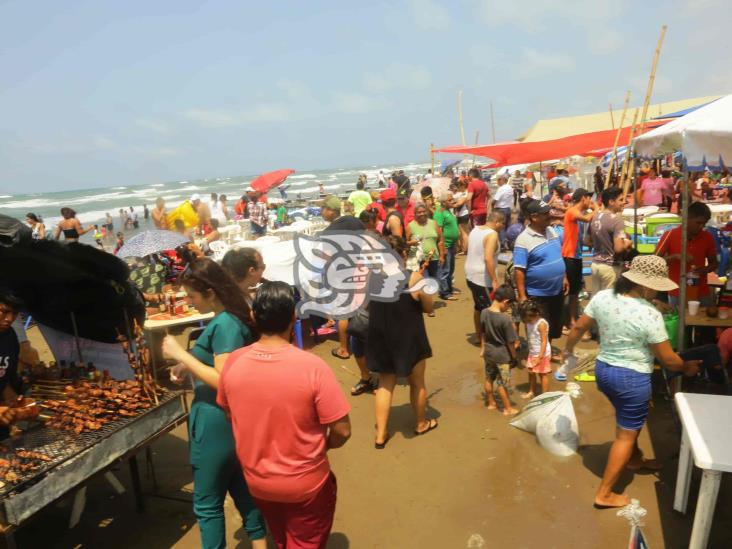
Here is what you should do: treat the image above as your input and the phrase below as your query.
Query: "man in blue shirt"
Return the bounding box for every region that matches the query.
[514,200,568,360]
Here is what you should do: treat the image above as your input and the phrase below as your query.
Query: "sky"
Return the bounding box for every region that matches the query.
[0,0,729,193]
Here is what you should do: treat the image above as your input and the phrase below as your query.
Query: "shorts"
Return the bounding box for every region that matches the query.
[563,257,583,295]
[457,214,470,225]
[595,359,651,431]
[471,213,487,226]
[526,355,551,374]
[467,280,491,312]
[484,361,511,388]
[250,222,267,236]
[349,336,366,359]
[591,263,621,294]
[527,293,564,340]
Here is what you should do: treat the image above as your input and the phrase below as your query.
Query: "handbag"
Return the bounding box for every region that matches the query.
[346,308,369,340]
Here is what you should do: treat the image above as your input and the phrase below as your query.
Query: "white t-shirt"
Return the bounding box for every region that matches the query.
[527,318,551,358]
[494,185,514,209]
[453,191,469,217]
[465,226,498,288]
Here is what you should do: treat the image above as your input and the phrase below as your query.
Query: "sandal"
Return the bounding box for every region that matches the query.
[428,311,436,317]
[414,418,439,436]
[626,458,663,471]
[331,348,351,360]
[574,372,596,382]
[351,378,376,396]
[375,433,391,449]
[443,295,459,301]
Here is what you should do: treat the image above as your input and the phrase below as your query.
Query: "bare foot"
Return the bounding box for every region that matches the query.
[486,403,497,410]
[627,458,663,471]
[503,408,519,416]
[594,492,631,508]
[521,392,534,399]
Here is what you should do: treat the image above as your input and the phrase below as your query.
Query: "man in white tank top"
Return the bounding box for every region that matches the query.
[465,211,506,345]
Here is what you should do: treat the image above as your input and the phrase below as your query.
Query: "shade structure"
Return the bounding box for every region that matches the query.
[250,169,295,193]
[435,122,666,167]
[634,94,732,169]
[116,230,190,259]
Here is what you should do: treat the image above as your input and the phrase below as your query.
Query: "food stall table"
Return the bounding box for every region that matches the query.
[674,393,732,549]
[0,391,187,548]
[685,307,732,328]
[144,311,214,380]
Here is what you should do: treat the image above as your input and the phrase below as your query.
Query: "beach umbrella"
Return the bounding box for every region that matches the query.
[116,229,190,259]
[0,214,32,247]
[250,169,295,193]
[0,238,144,344]
[439,159,461,175]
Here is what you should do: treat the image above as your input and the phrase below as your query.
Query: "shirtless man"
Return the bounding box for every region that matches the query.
[151,197,167,230]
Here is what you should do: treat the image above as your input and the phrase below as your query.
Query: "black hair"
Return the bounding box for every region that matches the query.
[0,289,22,312]
[26,213,40,222]
[382,198,396,208]
[252,281,295,334]
[493,284,515,303]
[519,299,542,319]
[210,218,220,229]
[174,219,185,230]
[614,272,639,295]
[420,186,433,198]
[386,235,408,257]
[601,187,623,208]
[220,194,227,201]
[181,258,255,331]
[359,209,378,225]
[688,201,712,222]
[468,167,481,179]
[60,207,76,219]
[357,180,365,190]
[221,248,261,282]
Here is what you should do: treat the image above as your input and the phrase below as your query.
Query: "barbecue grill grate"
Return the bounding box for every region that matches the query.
[0,390,180,498]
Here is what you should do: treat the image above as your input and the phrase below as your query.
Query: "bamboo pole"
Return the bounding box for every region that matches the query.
[458,90,466,146]
[620,109,640,196]
[677,173,690,354]
[430,143,435,175]
[609,102,615,130]
[604,91,631,189]
[490,100,496,143]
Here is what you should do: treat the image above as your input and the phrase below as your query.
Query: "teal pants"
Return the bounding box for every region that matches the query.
[189,401,266,549]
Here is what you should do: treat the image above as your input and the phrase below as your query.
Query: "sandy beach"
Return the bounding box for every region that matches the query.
[9,255,731,549]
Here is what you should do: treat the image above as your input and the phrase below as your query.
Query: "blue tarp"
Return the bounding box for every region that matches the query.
[651,100,717,120]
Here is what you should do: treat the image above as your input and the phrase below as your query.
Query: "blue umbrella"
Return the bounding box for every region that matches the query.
[116,230,190,259]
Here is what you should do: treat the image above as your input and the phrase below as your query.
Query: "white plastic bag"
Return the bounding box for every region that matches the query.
[510,383,582,456]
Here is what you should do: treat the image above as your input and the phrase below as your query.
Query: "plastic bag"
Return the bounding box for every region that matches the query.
[510,383,582,456]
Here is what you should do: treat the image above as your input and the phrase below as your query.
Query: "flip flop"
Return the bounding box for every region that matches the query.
[443,296,459,301]
[626,459,663,471]
[574,372,596,382]
[331,348,351,360]
[375,433,391,449]
[414,418,438,436]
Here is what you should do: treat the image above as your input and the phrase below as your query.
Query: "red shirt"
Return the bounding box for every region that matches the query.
[217,342,350,503]
[468,178,489,215]
[397,200,415,225]
[561,207,584,259]
[656,226,716,297]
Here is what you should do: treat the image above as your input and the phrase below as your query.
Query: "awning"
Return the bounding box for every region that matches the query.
[434,121,667,167]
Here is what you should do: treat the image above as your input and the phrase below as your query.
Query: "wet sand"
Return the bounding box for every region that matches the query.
[12,255,732,548]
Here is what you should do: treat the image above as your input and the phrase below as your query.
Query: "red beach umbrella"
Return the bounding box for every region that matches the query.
[250,169,295,193]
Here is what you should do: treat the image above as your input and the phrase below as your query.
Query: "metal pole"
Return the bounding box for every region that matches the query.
[677,171,689,352]
[69,312,84,364]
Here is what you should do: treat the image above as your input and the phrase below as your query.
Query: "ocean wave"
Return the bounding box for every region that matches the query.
[0,195,11,199]
[289,174,317,180]
[150,183,164,187]
[113,186,127,190]
[179,185,200,191]
[0,198,55,209]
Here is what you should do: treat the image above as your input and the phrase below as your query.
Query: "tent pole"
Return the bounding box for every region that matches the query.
[633,166,639,249]
[620,109,640,198]
[605,91,631,190]
[609,102,615,130]
[69,312,84,365]
[430,143,435,175]
[677,171,689,354]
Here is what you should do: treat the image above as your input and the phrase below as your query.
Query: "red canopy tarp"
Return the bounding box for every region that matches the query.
[434,121,667,167]
[250,169,295,193]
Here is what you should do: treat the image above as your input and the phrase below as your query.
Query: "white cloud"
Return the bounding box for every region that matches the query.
[135,146,184,158]
[626,73,673,99]
[587,28,624,55]
[184,103,290,127]
[511,48,575,80]
[363,64,432,93]
[332,92,390,114]
[135,118,170,134]
[276,79,312,102]
[16,136,119,155]
[409,0,450,30]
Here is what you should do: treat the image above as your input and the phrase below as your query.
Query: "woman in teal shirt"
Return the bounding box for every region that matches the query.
[163,258,266,549]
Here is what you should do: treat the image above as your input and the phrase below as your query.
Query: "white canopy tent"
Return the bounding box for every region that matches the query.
[633,93,732,351]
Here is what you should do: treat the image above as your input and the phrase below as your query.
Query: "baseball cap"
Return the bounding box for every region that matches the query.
[380,188,396,201]
[397,188,410,200]
[318,195,342,211]
[525,199,551,215]
[571,188,592,202]
[190,193,201,202]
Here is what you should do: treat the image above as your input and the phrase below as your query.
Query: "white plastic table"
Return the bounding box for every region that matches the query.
[674,393,732,549]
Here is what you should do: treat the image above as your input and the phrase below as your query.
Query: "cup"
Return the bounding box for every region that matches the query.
[688,300,700,316]
[719,307,729,319]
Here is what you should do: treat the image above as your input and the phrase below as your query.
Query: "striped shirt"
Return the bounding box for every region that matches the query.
[513,226,565,296]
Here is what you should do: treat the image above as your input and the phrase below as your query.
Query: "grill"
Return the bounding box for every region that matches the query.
[0,390,182,500]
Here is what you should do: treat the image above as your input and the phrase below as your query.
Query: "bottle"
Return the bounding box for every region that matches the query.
[86,362,97,381]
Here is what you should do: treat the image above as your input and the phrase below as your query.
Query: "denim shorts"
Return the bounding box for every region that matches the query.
[349,336,366,359]
[595,359,652,431]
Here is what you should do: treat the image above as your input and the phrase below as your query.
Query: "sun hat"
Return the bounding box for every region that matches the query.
[318,195,342,211]
[621,255,678,292]
[190,193,201,202]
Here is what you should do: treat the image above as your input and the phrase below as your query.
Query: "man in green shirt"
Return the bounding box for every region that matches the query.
[347,180,373,217]
[276,204,288,226]
[433,193,460,300]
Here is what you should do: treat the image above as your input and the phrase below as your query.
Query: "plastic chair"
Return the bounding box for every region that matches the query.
[208,240,229,262]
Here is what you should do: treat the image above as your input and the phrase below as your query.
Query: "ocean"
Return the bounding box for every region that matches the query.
[0,161,433,244]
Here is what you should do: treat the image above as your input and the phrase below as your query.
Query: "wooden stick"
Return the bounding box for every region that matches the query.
[620,109,640,197]
[604,91,631,190]
[609,102,615,130]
